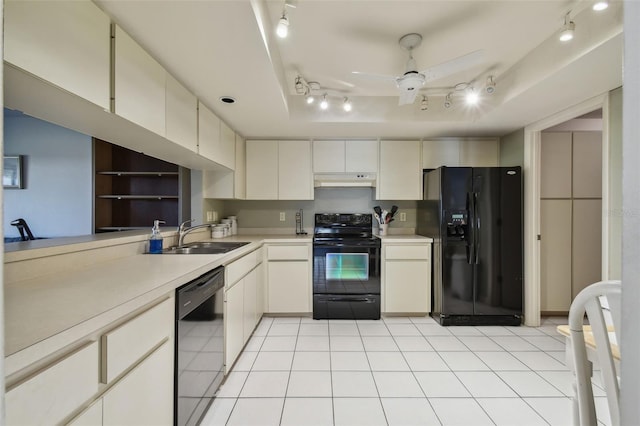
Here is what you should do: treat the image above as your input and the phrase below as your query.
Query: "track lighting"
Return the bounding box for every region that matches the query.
[305,94,314,104]
[294,77,304,94]
[465,88,479,105]
[320,94,329,110]
[343,98,352,112]
[420,96,428,111]
[593,1,609,11]
[559,13,575,42]
[485,76,496,94]
[444,93,452,109]
[276,11,289,38]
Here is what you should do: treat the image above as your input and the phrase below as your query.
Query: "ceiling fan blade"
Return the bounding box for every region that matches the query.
[398,89,418,106]
[421,50,485,83]
[351,71,397,82]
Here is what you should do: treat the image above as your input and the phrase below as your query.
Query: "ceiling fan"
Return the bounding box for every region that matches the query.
[352,33,484,106]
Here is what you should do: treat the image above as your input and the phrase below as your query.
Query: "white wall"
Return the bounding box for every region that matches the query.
[3,111,92,238]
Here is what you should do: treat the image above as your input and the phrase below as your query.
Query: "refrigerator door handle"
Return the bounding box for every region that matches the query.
[466,192,475,264]
[474,192,480,264]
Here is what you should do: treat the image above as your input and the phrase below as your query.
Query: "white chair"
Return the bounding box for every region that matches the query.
[567,280,621,426]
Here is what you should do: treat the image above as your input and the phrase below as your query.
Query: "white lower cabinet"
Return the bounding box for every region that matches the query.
[5,341,100,425]
[225,279,245,372]
[224,248,264,372]
[6,295,175,426]
[383,243,431,314]
[266,244,311,314]
[102,340,173,425]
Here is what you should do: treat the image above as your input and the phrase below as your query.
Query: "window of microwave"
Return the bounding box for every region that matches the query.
[325,253,369,281]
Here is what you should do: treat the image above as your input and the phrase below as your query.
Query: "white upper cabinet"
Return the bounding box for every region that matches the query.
[313,140,345,172]
[345,140,378,172]
[246,140,313,200]
[220,121,237,170]
[202,134,246,199]
[165,73,198,153]
[313,140,378,173]
[4,0,110,110]
[198,102,236,170]
[114,25,166,137]
[198,102,221,162]
[235,135,247,199]
[246,140,279,199]
[422,139,499,169]
[279,140,313,200]
[378,140,422,200]
[458,139,499,167]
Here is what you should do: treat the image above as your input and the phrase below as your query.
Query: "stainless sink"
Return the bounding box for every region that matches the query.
[162,241,250,254]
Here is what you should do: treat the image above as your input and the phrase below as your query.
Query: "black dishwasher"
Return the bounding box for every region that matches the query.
[175,266,225,426]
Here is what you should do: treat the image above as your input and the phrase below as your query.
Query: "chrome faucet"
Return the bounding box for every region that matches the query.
[177,219,212,247]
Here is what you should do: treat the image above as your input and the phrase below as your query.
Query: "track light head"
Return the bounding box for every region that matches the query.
[343,98,352,112]
[444,93,452,109]
[559,13,575,42]
[593,1,609,11]
[465,88,479,105]
[294,77,305,94]
[305,94,314,104]
[420,96,428,111]
[276,13,289,38]
[485,76,496,94]
[320,94,329,110]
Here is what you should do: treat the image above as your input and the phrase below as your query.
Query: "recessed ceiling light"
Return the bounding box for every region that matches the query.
[219,96,236,104]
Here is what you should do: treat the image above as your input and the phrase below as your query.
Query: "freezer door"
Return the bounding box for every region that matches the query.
[441,241,475,315]
[472,167,523,316]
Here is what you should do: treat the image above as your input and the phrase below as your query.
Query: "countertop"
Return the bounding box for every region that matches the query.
[5,235,310,363]
[5,232,429,371]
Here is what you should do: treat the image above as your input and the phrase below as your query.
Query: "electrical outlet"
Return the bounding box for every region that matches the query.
[206,211,213,222]
[399,212,407,222]
[280,212,286,221]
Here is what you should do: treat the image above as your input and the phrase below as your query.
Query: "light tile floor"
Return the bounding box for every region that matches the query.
[201,315,612,426]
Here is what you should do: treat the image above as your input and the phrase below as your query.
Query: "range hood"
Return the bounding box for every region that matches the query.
[314,173,377,188]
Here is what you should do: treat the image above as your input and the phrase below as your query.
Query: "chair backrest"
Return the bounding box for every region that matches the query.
[569,280,622,426]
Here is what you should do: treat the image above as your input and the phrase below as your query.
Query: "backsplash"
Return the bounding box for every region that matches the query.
[218,188,417,233]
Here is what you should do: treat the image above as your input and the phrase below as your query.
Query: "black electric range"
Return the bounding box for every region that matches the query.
[312,213,381,320]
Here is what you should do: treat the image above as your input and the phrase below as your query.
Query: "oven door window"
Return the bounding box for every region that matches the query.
[326,253,369,281]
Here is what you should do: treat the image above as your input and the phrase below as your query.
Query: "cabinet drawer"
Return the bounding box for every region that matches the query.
[267,245,309,260]
[102,297,173,383]
[227,249,258,286]
[6,341,99,425]
[385,245,430,260]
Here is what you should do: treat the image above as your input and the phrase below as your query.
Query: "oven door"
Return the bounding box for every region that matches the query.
[313,241,381,320]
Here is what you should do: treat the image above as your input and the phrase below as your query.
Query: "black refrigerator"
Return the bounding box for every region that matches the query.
[417,166,523,326]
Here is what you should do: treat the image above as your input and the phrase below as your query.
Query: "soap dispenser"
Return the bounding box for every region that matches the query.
[149,220,165,254]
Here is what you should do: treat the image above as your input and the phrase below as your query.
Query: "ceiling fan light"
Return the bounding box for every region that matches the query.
[320,95,329,110]
[593,1,609,11]
[276,14,289,38]
[343,98,352,112]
